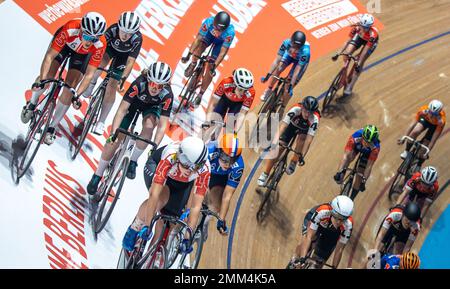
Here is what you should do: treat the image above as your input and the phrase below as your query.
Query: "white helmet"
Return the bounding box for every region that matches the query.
[178,136,208,170]
[81,12,107,36]
[118,11,141,34]
[233,68,254,89]
[421,166,438,185]
[146,62,172,84]
[428,100,443,115]
[360,13,374,28]
[331,196,354,218]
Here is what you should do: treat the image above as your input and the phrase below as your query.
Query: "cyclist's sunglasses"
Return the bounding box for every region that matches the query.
[178,154,204,171]
[219,150,236,165]
[429,110,440,116]
[148,81,164,90]
[331,211,348,221]
[82,33,99,43]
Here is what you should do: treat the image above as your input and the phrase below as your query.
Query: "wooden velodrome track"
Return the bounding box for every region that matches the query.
[199,0,450,269]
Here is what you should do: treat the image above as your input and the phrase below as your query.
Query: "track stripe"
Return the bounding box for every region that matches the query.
[227,30,450,269]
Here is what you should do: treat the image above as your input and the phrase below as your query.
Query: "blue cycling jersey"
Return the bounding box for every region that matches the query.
[198,17,235,48]
[207,141,244,188]
[351,129,381,156]
[277,39,311,66]
[381,254,401,269]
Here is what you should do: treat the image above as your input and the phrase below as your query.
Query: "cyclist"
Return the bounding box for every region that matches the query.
[333,124,380,200]
[122,136,210,253]
[396,166,439,219]
[81,11,143,135]
[381,252,421,269]
[180,11,235,107]
[287,195,354,269]
[331,13,379,98]
[257,96,320,187]
[374,202,421,255]
[201,133,244,238]
[398,100,445,164]
[205,68,255,136]
[86,61,174,193]
[21,12,107,145]
[260,31,310,114]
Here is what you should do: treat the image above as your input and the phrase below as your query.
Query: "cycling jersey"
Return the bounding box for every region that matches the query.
[344,129,380,161]
[213,77,255,111]
[51,19,106,67]
[104,23,143,58]
[381,254,401,269]
[152,142,211,197]
[207,140,244,189]
[404,172,439,202]
[123,74,173,117]
[282,104,320,136]
[198,16,235,48]
[349,25,379,48]
[278,39,311,66]
[415,105,446,132]
[382,206,421,242]
[309,204,353,245]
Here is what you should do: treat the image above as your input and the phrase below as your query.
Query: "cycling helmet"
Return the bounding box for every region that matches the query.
[362,124,379,143]
[146,62,172,84]
[301,96,319,112]
[81,12,107,36]
[400,252,420,269]
[403,202,421,222]
[233,68,254,89]
[178,136,208,170]
[213,11,231,31]
[360,13,374,28]
[420,166,438,185]
[330,195,354,218]
[291,31,306,46]
[219,133,242,158]
[428,99,443,115]
[118,11,141,34]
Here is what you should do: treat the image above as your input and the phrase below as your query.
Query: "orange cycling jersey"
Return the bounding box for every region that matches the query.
[415,105,446,131]
[349,25,379,48]
[51,19,107,67]
[213,77,255,110]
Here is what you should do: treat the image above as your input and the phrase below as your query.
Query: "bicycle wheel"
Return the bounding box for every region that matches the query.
[175,70,201,115]
[340,175,353,197]
[322,70,343,112]
[140,243,167,269]
[388,171,406,203]
[165,225,184,268]
[71,88,104,160]
[16,99,55,180]
[256,160,285,223]
[94,156,129,234]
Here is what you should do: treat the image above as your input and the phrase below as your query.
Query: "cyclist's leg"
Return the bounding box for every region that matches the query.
[401,121,426,157]
[286,133,306,175]
[197,43,222,104]
[204,96,227,141]
[350,154,368,200]
[262,124,294,174]
[263,57,289,100]
[185,40,208,77]
[82,52,111,98]
[346,42,377,94]
[416,125,435,166]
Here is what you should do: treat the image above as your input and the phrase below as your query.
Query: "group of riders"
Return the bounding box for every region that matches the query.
[19,9,446,269]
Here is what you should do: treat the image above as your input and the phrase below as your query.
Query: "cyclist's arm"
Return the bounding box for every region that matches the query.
[332,242,345,268]
[76,64,98,95]
[403,239,415,254]
[234,110,247,133]
[300,227,316,258]
[214,46,229,68]
[188,35,204,56]
[404,119,418,137]
[145,182,164,225]
[396,186,412,206]
[187,192,205,234]
[421,199,433,219]
[122,56,137,82]
[338,137,354,171]
[153,115,169,147]
[39,47,60,81]
[110,100,130,136]
[429,127,443,151]
[219,185,236,220]
[266,55,283,75]
[363,158,376,180]
[300,134,313,158]
[272,121,289,147]
[375,226,388,251]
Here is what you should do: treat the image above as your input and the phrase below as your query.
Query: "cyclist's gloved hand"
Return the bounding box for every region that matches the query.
[360,180,366,192]
[179,238,193,254]
[32,81,43,89]
[334,171,344,184]
[288,83,294,97]
[138,226,152,241]
[355,64,362,73]
[261,73,271,83]
[397,138,405,145]
[181,52,191,64]
[332,54,339,61]
[106,134,116,144]
[217,219,228,235]
[118,77,126,92]
[298,155,305,166]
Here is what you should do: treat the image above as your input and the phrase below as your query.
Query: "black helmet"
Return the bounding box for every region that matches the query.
[403,202,421,222]
[291,31,306,46]
[302,96,319,112]
[213,11,231,31]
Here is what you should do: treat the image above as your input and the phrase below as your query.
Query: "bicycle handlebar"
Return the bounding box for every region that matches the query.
[271,75,289,83]
[338,53,359,63]
[36,79,75,94]
[150,213,194,241]
[400,136,430,156]
[112,128,157,148]
[341,167,366,181]
[200,207,222,222]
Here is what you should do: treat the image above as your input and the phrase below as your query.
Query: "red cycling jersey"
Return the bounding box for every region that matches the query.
[152,142,211,196]
[405,172,439,201]
[51,19,107,67]
[213,77,255,111]
[349,25,379,48]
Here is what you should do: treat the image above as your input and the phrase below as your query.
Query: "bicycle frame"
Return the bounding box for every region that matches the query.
[340,152,365,198]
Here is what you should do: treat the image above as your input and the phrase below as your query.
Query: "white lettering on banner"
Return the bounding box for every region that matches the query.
[311,26,332,39]
[282,0,338,16]
[38,0,90,24]
[136,0,194,45]
[213,0,267,34]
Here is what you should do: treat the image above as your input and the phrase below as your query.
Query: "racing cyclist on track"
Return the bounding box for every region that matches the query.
[287,195,354,269]
[261,31,310,115]
[21,12,107,145]
[333,125,380,200]
[86,62,174,194]
[331,13,379,98]
[81,11,143,135]
[181,11,235,107]
[257,96,320,187]
[366,251,420,269]
[122,136,211,254]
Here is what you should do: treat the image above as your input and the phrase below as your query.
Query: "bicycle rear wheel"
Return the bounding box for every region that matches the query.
[322,70,343,112]
[16,100,55,180]
[388,171,406,203]
[256,160,284,223]
[71,88,104,160]
[94,156,129,234]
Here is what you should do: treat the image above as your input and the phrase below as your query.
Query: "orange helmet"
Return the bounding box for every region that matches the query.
[400,252,420,269]
[218,133,242,158]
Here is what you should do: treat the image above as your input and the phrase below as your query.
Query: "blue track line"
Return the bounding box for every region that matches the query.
[226,30,450,269]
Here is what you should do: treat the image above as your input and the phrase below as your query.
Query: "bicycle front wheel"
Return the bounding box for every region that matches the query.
[94,156,129,234]
[388,171,405,203]
[140,243,167,269]
[340,175,353,197]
